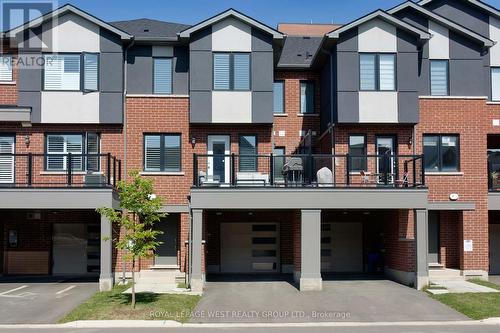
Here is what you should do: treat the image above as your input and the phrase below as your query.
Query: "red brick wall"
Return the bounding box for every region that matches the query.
[0,49,18,105]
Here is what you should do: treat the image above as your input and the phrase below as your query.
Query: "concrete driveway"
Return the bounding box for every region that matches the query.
[192,277,467,323]
[0,276,97,324]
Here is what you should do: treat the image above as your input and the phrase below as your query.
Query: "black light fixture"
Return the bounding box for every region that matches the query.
[191,136,196,148]
[24,135,30,147]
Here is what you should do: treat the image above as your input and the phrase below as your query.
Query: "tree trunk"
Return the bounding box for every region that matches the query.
[131,257,136,309]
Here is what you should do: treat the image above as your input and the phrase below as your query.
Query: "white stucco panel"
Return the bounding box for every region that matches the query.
[358,19,397,53]
[429,21,449,60]
[42,13,100,52]
[490,16,500,67]
[212,91,252,123]
[212,18,252,52]
[41,92,100,123]
[359,91,398,123]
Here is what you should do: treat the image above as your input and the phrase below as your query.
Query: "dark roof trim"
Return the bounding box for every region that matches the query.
[4,4,132,40]
[178,8,284,39]
[418,0,500,19]
[389,1,494,47]
[326,9,431,40]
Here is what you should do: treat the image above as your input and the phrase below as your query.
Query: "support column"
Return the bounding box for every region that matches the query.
[99,215,114,291]
[299,209,322,291]
[415,209,429,290]
[190,209,204,292]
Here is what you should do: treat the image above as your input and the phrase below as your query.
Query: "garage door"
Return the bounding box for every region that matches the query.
[221,223,279,273]
[490,224,500,275]
[321,222,363,272]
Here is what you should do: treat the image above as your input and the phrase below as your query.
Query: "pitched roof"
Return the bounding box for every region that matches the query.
[4,4,132,40]
[418,0,500,19]
[277,36,324,68]
[179,8,283,39]
[326,9,431,40]
[388,1,494,47]
[111,18,190,41]
[277,23,342,36]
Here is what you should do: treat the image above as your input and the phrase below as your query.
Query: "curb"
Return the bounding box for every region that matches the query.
[0,318,499,328]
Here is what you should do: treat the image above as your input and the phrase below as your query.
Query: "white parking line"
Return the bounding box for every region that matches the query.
[0,285,28,296]
[55,285,76,295]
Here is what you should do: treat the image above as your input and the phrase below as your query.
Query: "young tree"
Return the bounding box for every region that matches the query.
[97,171,165,308]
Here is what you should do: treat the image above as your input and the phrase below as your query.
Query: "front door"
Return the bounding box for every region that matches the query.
[155,214,179,266]
[489,224,500,274]
[428,211,440,264]
[208,135,230,184]
[376,136,396,184]
[0,135,15,184]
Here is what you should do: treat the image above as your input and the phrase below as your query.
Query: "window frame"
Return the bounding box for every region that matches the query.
[348,134,367,172]
[492,67,500,102]
[423,134,460,172]
[212,52,251,91]
[238,134,258,172]
[44,132,101,172]
[273,80,285,114]
[143,133,182,172]
[152,57,173,95]
[429,59,450,96]
[0,55,13,82]
[299,80,315,114]
[359,53,397,92]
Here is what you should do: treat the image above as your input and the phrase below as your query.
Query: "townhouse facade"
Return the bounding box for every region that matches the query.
[0,0,499,293]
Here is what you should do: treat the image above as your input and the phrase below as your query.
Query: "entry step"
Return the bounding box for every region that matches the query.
[429,268,465,282]
[428,263,445,269]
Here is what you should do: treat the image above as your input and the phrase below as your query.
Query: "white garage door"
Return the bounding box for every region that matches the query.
[490,224,500,275]
[221,223,279,273]
[321,222,363,272]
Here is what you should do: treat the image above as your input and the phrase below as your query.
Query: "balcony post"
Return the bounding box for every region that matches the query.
[107,153,111,186]
[27,153,32,186]
[345,154,350,186]
[421,155,426,186]
[231,153,236,186]
[118,160,122,182]
[190,209,204,292]
[298,209,322,291]
[113,157,117,187]
[413,158,417,187]
[99,214,114,291]
[269,153,274,186]
[384,153,389,185]
[414,209,429,290]
[193,154,198,187]
[67,153,72,186]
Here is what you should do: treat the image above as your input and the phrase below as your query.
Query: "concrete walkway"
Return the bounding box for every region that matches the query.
[192,279,467,323]
[432,280,499,293]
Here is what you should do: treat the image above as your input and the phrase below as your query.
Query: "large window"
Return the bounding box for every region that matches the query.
[430,60,449,96]
[213,53,250,91]
[0,56,13,81]
[359,53,396,91]
[273,81,285,114]
[492,67,500,102]
[144,134,181,172]
[239,135,257,172]
[153,58,173,94]
[423,135,459,172]
[44,53,99,91]
[300,81,314,114]
[348,135,367,172]
[45,133,100,171]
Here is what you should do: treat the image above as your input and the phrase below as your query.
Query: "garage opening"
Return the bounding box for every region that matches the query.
[490,211,500,275]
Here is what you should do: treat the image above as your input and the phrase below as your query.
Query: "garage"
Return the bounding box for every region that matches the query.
[321,222,363,272]
[220,222,279,273]
[490,223,500,275]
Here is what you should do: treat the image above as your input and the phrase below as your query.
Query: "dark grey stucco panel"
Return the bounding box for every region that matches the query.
[336,28,358,52]
[190,91,212,123]
[450,59,486,96]
[449,31,483,60]
[99,92,123,123]
[252,91,273,123]
[100,52,123,93]
[337,92,359,123]
[152,46,174,57]
[126,45,153,94]
[397,29,419,53]
[18,91,41,122]
[320,54,333,132]
[336,52,359,92]
[190,27,212,51]
[190,51,212,92]
[394,7,429,32]
[18,53,42,92]
[398,52,418,92]
[418,58,430,96]
[252,51,273,92]
[100,28,123,53]
[398,92,419,123]
[173,46,189,95]
[252,28,273,52]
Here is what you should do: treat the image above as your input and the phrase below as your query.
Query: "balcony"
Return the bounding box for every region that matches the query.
[193,153,425,188]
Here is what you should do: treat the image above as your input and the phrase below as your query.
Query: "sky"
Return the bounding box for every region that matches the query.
[53,0,500,27]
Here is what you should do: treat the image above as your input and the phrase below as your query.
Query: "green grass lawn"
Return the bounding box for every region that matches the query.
[59,284,201,323]
[428,280,500,320]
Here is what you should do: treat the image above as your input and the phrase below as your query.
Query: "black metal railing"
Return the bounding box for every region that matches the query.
[193,153,425,188]
[0,153,121,188]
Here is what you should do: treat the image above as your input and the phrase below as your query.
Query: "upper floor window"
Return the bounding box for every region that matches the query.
[213,53,250,91]
[359,53,396,91]
[273,81,285,114]
[153,58,173,94]
[45,133,100,172]
[430,60,449,96]
[0,56,13,81]
[348,135,367,172]
[239,135,257,172]
[492,67,500,102]
[300,81,314,114]
[44,53,99,92]
[423,135,459,172]
[144,134,181,172]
